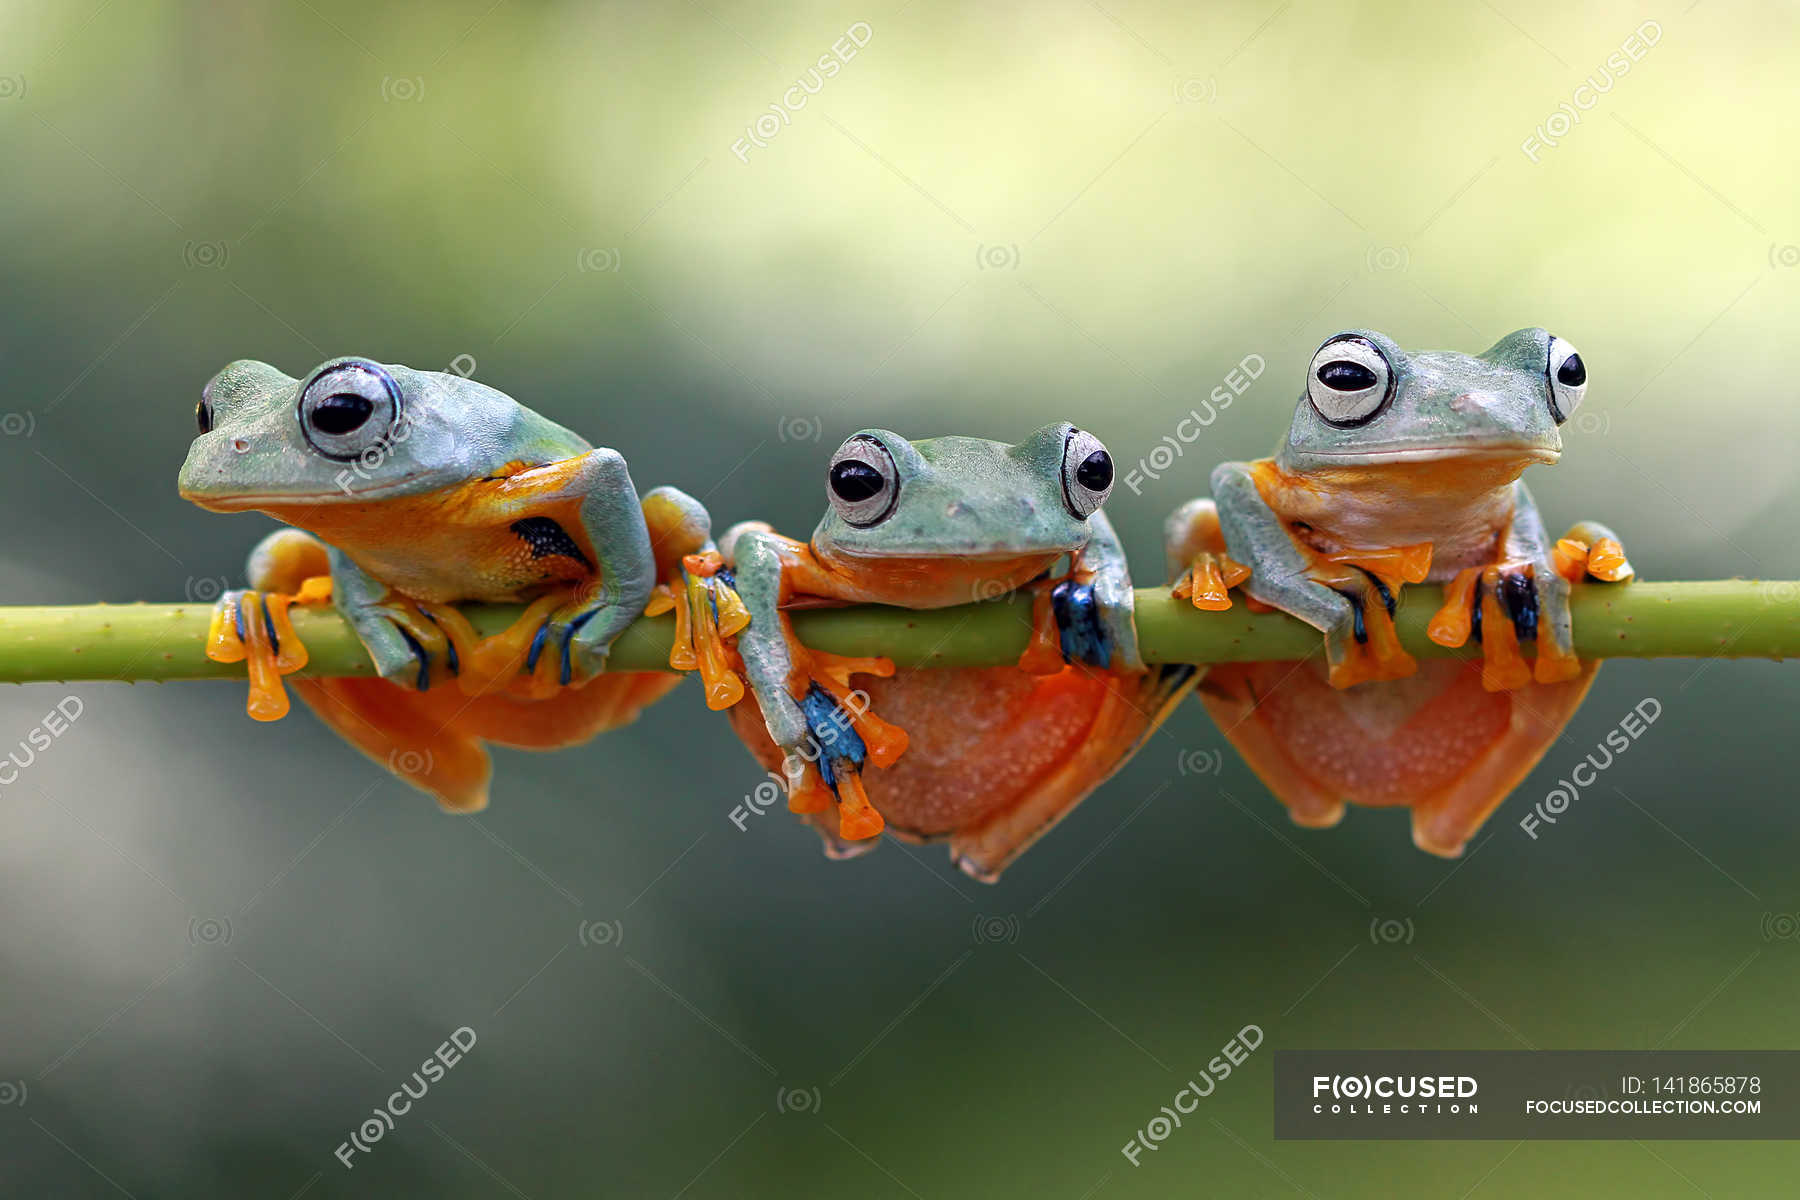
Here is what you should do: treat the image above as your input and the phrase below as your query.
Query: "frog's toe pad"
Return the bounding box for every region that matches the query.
[1587,538,1633,582]
[1171,552,1249,611]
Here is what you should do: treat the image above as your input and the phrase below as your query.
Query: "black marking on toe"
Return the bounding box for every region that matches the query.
[525,622,550,673]
[1501,572,1538,645]
[1470,579,1484,644]
[561,609,598,686]
[415,606,459,676]
[1355,567,1396,617]
[395,626,430,691]
[261,601,280,657]
[708,568,738,623]
[232,598,247,643]
[510,517,593,569]
[1335,588,1368,644]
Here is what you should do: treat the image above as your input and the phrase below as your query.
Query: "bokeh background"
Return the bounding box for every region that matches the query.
[2,0,1798,1195]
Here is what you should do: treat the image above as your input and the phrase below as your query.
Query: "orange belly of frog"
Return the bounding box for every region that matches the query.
[1198,656,1597,855]
[725,664,1183,881]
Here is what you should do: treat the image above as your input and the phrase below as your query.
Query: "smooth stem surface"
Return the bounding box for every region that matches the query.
[0,581,1792,685]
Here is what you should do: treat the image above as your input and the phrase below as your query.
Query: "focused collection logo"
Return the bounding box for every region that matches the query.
[1311,1073,1480,1117]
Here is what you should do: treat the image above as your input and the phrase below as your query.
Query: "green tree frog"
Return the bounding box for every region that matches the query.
[1165,328,1632,855]
[179,357,739,811]
[719,424,1195,882]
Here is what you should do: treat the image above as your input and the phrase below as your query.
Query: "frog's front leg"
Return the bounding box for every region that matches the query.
[1426,484,1630,691]
[725,525,905,845]
[455,451,679,696]
[1211,462,1362,683]
[1073,510,1144,672]
[551,448,661,680]
[326,547,460,689]
[1021,511,1146,674]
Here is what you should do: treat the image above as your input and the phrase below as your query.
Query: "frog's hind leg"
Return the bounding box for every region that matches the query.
[1164,498,1251,612]
[1198,656,1597,856]
[1553,520,1634,583]
[641,485,713,577]
[288,678,494,812]
[1195,664,1348,830]
[948,664,1199,882]
[209,529,336,721]
[1409,664,1600,855]
[294,667,683,813]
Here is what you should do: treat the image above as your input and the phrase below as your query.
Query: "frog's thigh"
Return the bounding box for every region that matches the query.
[640,485,712,577]
[246,529,331,592]
[1162,497,1227,575]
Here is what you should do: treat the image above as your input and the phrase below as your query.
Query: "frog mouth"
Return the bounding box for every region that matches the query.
[825,544,1078,562]
[180,475,433,510]
[1310,444,1560,466]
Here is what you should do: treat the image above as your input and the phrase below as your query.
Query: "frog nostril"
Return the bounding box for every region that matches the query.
[231,438,250,453]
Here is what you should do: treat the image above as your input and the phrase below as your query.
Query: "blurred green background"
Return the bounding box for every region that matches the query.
[2,0,1798,1195]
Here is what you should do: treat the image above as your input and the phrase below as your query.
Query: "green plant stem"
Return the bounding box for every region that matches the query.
[0,581,1792,685]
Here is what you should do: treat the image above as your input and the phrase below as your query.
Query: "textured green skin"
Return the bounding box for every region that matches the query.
[1183,327,1620,671]
[728,423,1140,755]
[177,357,704,683]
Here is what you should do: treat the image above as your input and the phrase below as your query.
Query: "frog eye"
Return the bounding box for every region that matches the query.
[826,435,898,527]
[1547,335,1587,423]
[195,396,212,434]
[1306,335,1394,425]
[1061,428,1113,519]
[298,360,402,461]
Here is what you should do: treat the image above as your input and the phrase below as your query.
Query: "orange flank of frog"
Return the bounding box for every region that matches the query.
[258,460,599,606]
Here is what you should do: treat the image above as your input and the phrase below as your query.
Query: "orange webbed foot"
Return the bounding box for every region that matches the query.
[1170,552,1251,612]
[799,648,908,768]
[784,686,890,845]
[1554,523,1634,584]
[206,581,334,722]
[650,552,750,711]
[1315,551,1424,689]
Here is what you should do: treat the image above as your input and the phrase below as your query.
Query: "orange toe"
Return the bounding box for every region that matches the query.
[1587,537,1634,582]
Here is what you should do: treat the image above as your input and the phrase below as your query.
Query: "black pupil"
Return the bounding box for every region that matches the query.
[311,392,374,435]
[1075,449,1112,493]
[1318,360,1378,391]
[196,399,211,434]
[1556,353,1586,387]
[829,460,885,503]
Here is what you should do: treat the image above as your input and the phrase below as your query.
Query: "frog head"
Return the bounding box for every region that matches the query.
[178,357,582,511]
[1277,328,1587,477]
[811,423,1115,561]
